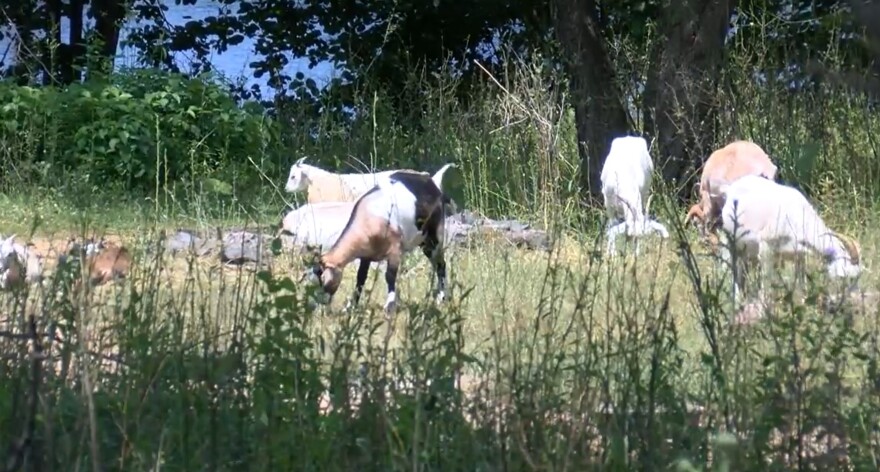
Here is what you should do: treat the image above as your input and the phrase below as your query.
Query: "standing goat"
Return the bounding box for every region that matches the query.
[600,135,669,254]
[716,175,861,304]
[285,157,457,204]
[686,140,778,247]
[306,170,451,314]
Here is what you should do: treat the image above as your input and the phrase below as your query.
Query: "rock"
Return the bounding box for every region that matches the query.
[165,230,219,257]
[443,212,551,251]
[220,231,272,265]
[159,210,551,265]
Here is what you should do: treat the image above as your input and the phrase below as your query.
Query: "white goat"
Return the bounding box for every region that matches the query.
[600,135,669,254]
[686,140,778,247]
[281,201,357,252]
[0,234,43,288]
[285,157,457,204]
[305,170,451,314]
[715,174,861,303]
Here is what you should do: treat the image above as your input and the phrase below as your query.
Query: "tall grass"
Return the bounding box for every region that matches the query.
[2,33,880,471]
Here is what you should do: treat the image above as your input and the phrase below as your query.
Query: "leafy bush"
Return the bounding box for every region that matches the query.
[0,70,280,194]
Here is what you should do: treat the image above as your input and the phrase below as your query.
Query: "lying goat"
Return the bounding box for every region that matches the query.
[685,140,777,247]
[0,234,43,288]
[61,237,132,286]
[306,170,451,314]
[600,135,669,254]
[716,174,861,303]
[285,157,457,204]
[281,201,356,252]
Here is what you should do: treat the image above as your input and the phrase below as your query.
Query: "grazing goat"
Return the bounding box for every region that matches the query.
[0,234,43,287]
[285,157,457,204]
[716,174,861,303]
[306,170,451,314]
[686,140,778,247]
[600,135,669,254]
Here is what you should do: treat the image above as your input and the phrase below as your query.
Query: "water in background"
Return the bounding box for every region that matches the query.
[0,0,336,98]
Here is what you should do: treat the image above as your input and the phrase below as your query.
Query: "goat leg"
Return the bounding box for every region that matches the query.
[383,253,401,315]
[605,221,627,256]
[344,259,372,312]
[421,237,447,304]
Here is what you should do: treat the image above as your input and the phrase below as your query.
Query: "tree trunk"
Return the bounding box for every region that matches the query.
[68,0,85,83]
[552,0,630,206]
[89,0,127,78]
[644,0,736,203]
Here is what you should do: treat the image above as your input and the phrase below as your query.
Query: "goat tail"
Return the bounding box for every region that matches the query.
[432,162,458,191]
[829,231,861,265]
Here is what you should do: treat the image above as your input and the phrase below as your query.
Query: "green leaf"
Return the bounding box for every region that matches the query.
[203,177,233,196]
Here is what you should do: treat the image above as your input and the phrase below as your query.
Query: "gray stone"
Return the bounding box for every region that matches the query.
[220,231,272,265]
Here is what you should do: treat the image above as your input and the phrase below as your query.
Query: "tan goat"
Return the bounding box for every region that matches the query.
[63,237,132,286]
[685,140,778,247]
[87,243,132,286]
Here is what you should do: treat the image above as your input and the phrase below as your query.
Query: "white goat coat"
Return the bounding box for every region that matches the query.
[600,136,668,253]
[717,174,860,279]
[601,136,653,224]
[281,202,356,251]
[366,178,429,253]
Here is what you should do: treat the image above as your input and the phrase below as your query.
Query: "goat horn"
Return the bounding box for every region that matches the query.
[295,156,308,165]
[831,231,861,265]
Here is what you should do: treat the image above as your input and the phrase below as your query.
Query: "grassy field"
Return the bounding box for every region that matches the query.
[2,181,880,471]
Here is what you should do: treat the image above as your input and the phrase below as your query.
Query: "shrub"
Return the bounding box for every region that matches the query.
[0,70,281,194]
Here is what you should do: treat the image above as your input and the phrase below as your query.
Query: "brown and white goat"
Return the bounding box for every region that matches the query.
[63,237,132,286]
[306,170,451,314]
[685,140,778,246]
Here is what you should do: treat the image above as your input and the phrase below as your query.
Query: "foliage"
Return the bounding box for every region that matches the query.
[1,212,880,469]
[0,70,279,195]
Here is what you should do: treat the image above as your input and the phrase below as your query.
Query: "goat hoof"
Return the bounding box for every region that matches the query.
[435,291,446,304]
[383,300,397,315]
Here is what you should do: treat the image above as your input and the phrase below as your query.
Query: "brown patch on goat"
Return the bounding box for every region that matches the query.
[320,211,403,296]
[687,140,778,249]
[829,231,861,265]
[1,251,25,290]
[88,244,132,286]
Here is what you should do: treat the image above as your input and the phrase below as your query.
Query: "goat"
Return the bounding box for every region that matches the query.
[600,135,669,254]
[0,234,43,287]
[62,237,132,286]
[0,235,25,290]
[306,170,451,314]
[285,157,457,204]
[686,140,778,247]
[715,174,861,304]
[281,201,357,252]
